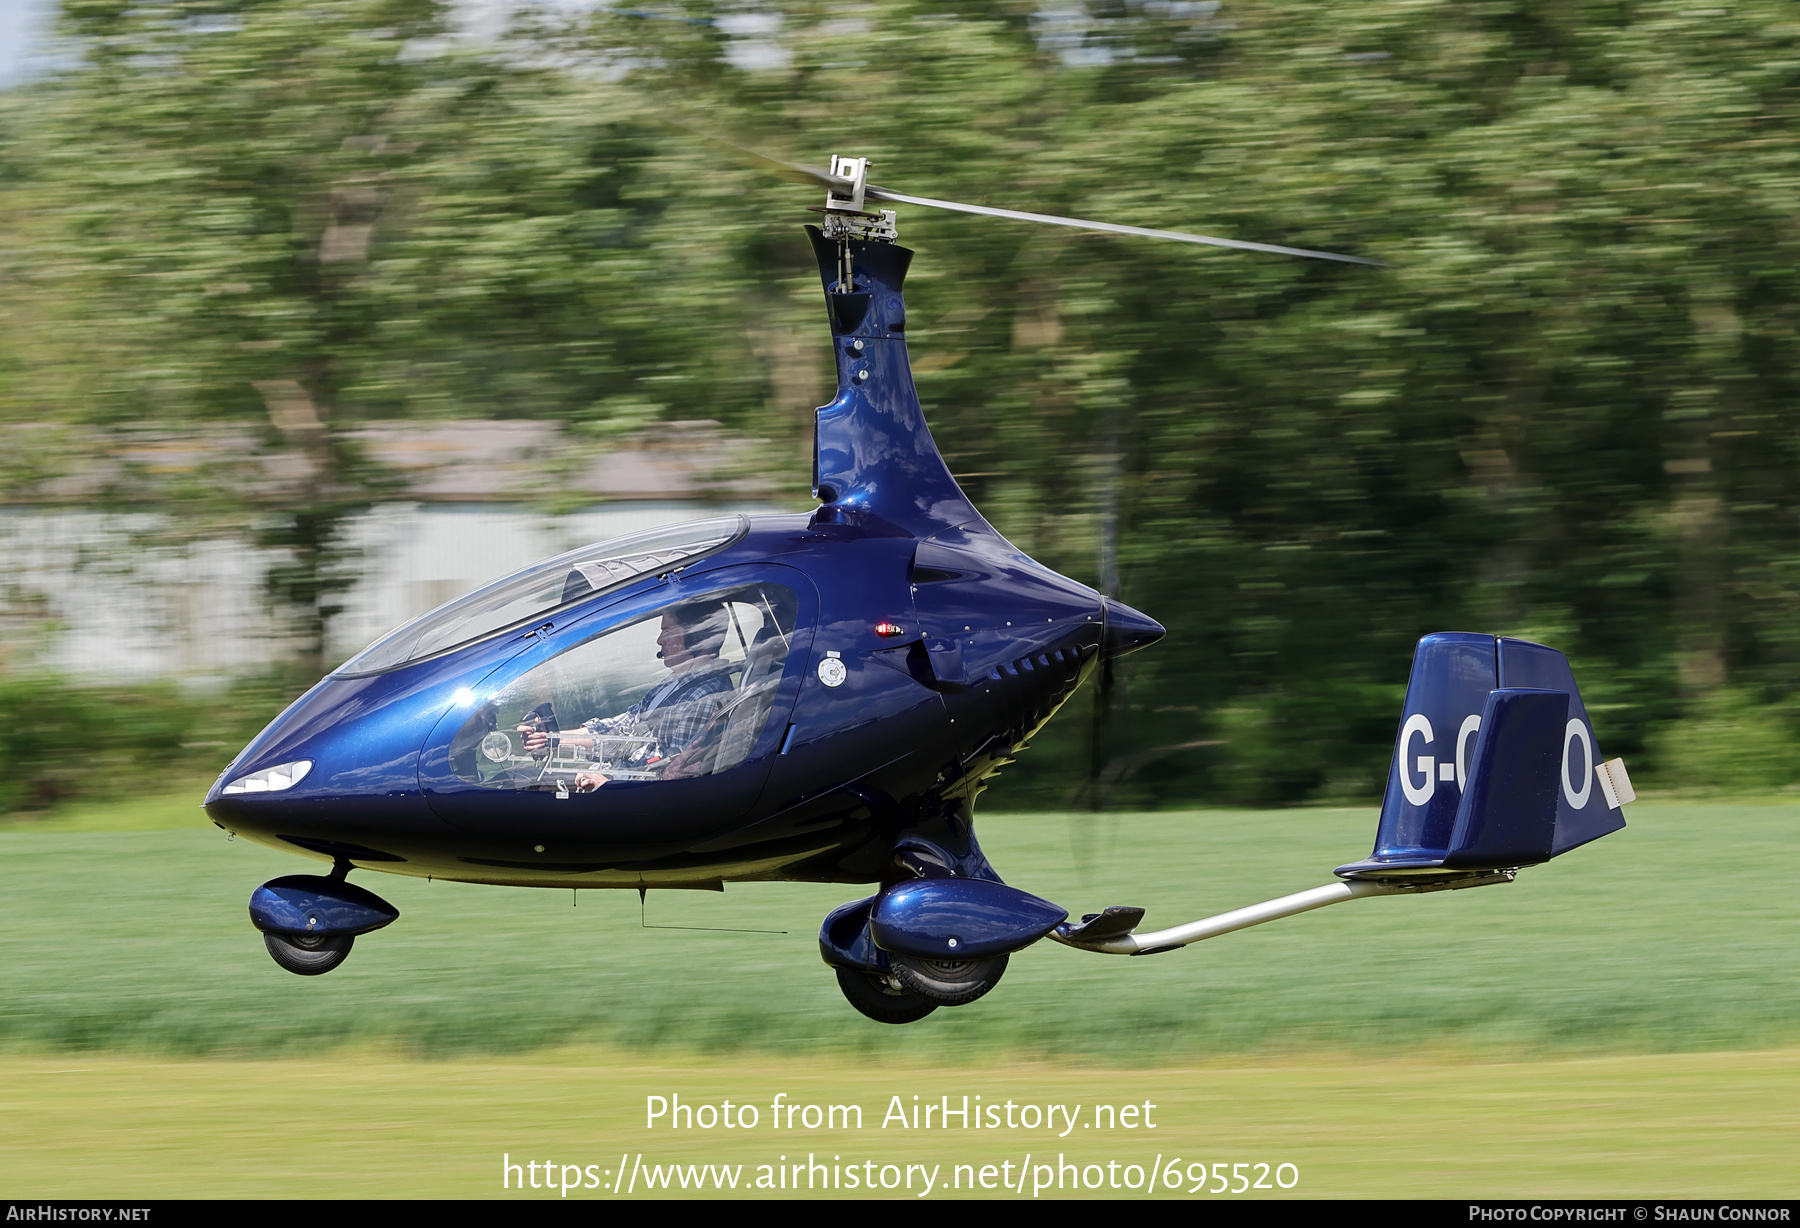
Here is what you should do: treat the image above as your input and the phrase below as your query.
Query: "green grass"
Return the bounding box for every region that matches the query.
[5,1047,1798,1198]
[0,776,220,832]
[4,790,1796,1199]
[2,789,1797,1060]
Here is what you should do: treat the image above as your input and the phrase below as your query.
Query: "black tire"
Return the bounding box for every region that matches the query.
[264,931,354,976]
[890,952,1008,1006]
[834,966,938,1025]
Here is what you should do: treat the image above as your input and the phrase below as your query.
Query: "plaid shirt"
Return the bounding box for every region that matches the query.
[582,663,735,761]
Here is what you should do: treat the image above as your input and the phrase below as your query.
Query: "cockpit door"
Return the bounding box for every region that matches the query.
[419,564,817,848]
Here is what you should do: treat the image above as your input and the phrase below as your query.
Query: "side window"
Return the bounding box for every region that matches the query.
[449,584,798,791]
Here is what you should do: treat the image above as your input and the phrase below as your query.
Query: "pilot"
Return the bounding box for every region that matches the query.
[518,601,736,790]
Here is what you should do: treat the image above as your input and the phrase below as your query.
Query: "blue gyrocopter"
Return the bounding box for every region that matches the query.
[206,156,1633,1023]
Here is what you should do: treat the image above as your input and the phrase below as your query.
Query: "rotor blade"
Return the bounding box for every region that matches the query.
[656,121,861,197]
[866,187,1386,266]
[741,151,857,197]
[660,122,1383,265]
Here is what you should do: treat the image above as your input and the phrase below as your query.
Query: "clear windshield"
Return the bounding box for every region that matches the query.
[334,516,747,676]
[447,583,799,791]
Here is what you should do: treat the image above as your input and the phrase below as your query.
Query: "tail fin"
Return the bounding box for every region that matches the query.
[1336,634,1627,880]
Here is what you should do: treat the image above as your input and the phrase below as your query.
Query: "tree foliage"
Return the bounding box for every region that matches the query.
[5,0,1800,804]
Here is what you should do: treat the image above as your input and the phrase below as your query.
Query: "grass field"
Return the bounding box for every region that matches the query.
[2,792,1796,1197]
[2,795,1797,1059]
[5,1047,1797,1198]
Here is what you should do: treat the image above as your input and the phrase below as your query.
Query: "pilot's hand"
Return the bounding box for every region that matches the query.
[574,771,608,792]
[518,724,551,753]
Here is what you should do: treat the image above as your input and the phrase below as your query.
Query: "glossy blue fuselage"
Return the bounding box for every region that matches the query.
[205,228,1162,893]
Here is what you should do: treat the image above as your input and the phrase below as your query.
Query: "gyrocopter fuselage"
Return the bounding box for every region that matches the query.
[205,156,1632,1023]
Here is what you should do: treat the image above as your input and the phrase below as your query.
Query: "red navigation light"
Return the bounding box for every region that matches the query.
[875,622,905,637]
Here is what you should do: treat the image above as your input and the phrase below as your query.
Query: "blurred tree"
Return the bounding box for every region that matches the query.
[570,0,1800,803]
[4,0,1800,802]
[2,0,464,667]
[0,0,794,667]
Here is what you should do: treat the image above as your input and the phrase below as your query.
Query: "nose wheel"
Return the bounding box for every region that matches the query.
[249,870,395,976]
[264,931,354,976]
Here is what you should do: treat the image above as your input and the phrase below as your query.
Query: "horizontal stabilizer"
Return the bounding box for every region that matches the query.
[1337,633,1626,880]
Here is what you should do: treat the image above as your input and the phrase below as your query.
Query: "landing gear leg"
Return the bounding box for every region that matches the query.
[834,966,937,1024]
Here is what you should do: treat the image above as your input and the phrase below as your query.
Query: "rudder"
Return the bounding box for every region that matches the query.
[1337,633,1627,880]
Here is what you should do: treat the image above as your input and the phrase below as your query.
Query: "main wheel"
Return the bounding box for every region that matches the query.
[834,966,938,1024]
[890,952,1008,1007]
[264,931,354,976]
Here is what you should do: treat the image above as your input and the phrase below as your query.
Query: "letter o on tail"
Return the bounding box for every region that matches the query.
[1562,719,1593,809]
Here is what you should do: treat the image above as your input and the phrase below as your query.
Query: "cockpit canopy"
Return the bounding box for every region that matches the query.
[448,582,799,791]
[333,516,747,677]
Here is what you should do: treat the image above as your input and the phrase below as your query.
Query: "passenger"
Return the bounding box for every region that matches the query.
[517,602,736,790]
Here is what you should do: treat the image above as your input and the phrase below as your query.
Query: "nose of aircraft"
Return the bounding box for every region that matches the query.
[1100,597,1165,659]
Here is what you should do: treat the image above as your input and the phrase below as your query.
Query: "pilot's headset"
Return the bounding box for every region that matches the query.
[663,601,730,660]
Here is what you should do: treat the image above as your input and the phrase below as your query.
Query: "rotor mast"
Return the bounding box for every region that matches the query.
[817,154,898,291]
[803,156,983,538]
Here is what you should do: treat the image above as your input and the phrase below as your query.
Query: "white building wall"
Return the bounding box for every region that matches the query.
[0,501,781,681]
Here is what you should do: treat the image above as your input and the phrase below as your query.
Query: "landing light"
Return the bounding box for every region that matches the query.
[222,760,313,795]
